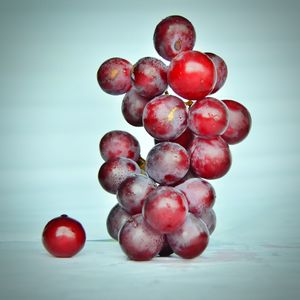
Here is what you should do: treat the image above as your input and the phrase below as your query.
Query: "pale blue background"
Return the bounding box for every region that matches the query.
[0,0,299,248]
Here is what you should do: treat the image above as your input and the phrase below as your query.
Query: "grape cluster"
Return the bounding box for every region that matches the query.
[97,15,251,261]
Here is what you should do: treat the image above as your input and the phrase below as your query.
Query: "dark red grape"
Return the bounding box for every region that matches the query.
[175,178,215,216]
[205,52,228,94]
[168,50,216,100]
[118,214,164,261]
[143,94,188,140]
[98,157,141,194]
[106,204,131,240]
[188,97,229,138]
[146,142,190,185]
[158,235,174,257]
[117,174,157,215]
[221,100,252,144]
[167,213,209,259]
[121,89,150,127]
[153,15,196,61]
[195,208,216,235]
[97,57,132,95]
[131,57,168,98]
[189,136,231,179]
[142,186,188,234]
[99,130,140,162]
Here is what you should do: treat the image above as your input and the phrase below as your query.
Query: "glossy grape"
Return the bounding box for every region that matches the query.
[189,136,231,179]
[167,213,209,259]
[168,50,216,100]
[143,94,188,140]
[118,214,164,261]
[99,130,140,161]
[221,100,252,144]
[143,186,188,234]
[131,57,168,99]
[146,142,190,185]
[97,57,132,95]
[188,97,229,138]
[98,157,141,194]
[106,204,131,240]
[42,214,86,258]
[154,15,196,61]
[117,174,157,215]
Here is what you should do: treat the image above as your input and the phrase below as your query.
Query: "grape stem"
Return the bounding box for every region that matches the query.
[185,100,194,107]
[138,157,146,172]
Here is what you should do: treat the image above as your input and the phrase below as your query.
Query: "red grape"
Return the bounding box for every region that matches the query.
[175,178,215,216]
[118,214,164,261]
[97,57,132,95]
[153,15,196,61]
[131,57,167,98]
[121,88,150,127]
[168,50,216,100]
[221,100,252,144]
[205,52,228,94]
[188,97,229,138]
[42,214,86,258]
[146,142,190,185]
[106,204,131,240]
[98,157,141,194]
[189,136,231,179]
[143,94,188,140]
[117,174,157,215]
[142,186,188,234]
[99,130,140,161]
[195,208,216,235]
[167,213,209,259]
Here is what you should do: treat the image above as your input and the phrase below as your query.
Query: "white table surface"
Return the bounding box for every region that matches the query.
[1,239,299,300]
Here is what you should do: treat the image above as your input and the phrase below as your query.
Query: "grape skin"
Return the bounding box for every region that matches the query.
[131,57,168,99]
[168,50,216,100]
[143,94,188,141]
[154,15,196,61]
[189,136,231,179]
[142,186,188,234]
[167,213,209,259]
[176,178,216,216]
[122,89,150,127]
[221,100,252,144]
[205,52,228,94]
[99,130,141,162]
[117,174,157,215]
[195,208,217,235]
[106,204,131,240]
[118,214,164,261]
[98,157,141,194]
[97,57,132,95]
[188,97,229,138]
[146,142,190,185]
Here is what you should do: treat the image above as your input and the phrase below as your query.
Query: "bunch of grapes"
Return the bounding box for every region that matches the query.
[97,15,251,261]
